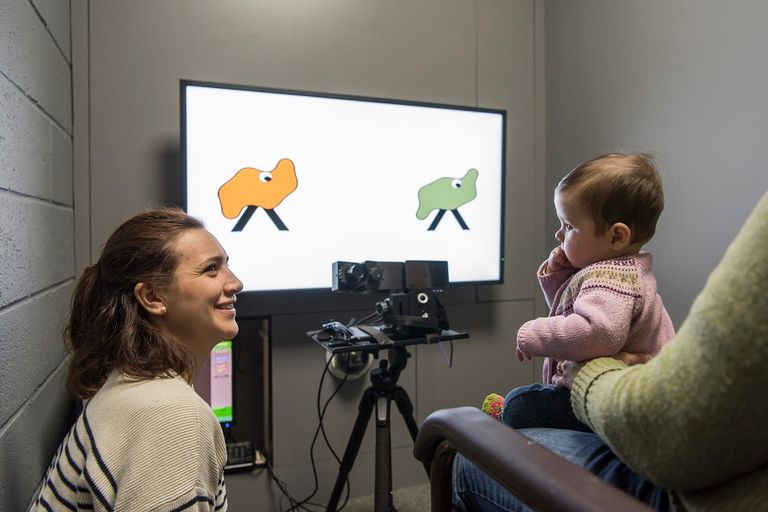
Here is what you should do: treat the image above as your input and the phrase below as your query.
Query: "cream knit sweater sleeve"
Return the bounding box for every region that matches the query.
[571,192,768,495]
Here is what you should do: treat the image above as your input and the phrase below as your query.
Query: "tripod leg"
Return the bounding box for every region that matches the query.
[327,388,376,512]
[374,395,395,512]
[392,386,431,476]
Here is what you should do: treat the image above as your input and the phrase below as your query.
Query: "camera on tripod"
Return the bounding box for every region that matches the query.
[332,260,450,339]
[310,260,469,512]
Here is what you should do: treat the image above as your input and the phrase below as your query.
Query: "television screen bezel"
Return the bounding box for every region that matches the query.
[180,79,506,294]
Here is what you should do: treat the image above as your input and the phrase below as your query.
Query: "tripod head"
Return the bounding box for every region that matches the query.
[373,289,449,342]
[368,346,411,391]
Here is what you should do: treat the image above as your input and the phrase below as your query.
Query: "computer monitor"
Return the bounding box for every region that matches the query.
[210,340,234,426]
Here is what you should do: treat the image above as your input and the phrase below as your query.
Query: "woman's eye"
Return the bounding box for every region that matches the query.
[205,263,219,273]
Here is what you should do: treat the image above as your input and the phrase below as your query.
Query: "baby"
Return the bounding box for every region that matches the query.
[485,152,675,430]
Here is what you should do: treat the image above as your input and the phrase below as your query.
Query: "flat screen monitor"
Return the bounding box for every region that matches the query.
[210,340,234,425]
[181,80,506,292]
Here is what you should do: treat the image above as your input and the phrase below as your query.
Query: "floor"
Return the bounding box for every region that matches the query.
[341,483,432,511]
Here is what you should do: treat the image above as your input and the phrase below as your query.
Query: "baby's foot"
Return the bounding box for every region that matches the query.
[481,393,504,420]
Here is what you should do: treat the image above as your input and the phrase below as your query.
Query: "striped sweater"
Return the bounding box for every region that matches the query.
[31,372,228,511]
[517,253,675,384]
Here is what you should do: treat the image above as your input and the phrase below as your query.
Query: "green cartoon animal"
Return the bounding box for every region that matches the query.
[416,168,478,230]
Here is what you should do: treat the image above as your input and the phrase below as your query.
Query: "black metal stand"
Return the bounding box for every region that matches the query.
[326,346,429,512]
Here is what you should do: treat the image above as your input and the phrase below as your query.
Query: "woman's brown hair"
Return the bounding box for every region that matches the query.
[65,207,204,399]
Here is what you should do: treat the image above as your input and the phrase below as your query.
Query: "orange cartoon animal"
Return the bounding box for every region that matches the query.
[218,158,298,231]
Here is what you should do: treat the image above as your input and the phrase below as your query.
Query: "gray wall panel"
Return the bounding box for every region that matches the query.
[416,300,537,421]
[477,0,539,303]
[546,0,768,326]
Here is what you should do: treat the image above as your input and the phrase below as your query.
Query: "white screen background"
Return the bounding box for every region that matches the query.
[184,85,504,292]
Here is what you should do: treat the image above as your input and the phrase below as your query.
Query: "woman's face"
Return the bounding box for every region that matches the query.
[158,228,243,362]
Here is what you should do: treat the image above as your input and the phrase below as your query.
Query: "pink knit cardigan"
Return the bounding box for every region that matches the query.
[517,252,675,384]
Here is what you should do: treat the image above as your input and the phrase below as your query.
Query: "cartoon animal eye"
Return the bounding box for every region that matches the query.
[259,172,273,183]
[451,179,462,189]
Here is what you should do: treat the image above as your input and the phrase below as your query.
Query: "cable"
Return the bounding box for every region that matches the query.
[438,340,455,367]
[285,352,352,511]
[309,353,352,510]
[317,354,352,511]
[352,310,380,326]
[266,463,300,510]
[267,355,335,511]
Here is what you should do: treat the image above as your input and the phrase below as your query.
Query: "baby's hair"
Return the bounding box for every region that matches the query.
[556,153,664,245]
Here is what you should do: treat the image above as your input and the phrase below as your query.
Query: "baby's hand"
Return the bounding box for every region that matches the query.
[516,346,532,362]
[546,246,572,274]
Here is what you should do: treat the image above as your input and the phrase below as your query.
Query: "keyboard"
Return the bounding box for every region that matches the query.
[225,440,258,471]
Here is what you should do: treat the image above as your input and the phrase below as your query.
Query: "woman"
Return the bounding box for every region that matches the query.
[454,190,768,511]
[32,208,242,511]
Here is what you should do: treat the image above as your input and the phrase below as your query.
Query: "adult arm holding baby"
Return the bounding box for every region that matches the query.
[550,189,768,510]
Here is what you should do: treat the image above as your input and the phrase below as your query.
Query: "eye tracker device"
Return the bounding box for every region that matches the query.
[329,260,450,342]
[332,260,449,294]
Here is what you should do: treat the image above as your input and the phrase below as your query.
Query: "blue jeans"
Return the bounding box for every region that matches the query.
[452,428,671,512]
[502,383,591,433]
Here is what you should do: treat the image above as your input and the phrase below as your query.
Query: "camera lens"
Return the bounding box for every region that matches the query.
[345,263,367,285]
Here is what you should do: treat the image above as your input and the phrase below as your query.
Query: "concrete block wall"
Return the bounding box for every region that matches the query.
[0,0,75,509]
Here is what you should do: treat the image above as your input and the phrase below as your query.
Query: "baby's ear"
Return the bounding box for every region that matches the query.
[609,222,632,249]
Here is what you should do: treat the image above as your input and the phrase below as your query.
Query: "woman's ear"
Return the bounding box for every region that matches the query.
[608,222,632,251]
[134,282,167,316]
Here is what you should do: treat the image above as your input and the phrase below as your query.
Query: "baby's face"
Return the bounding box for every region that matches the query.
[553,190,615,269]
